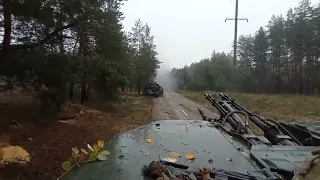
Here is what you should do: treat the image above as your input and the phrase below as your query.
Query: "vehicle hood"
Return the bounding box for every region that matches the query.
[63,120,256,180]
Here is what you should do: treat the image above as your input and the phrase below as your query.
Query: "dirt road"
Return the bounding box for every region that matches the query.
[152,92,218,120]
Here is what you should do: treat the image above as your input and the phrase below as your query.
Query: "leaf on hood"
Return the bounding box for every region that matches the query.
[96,154,108,161]
[88,153,97,161]
[146,138,154,143]
[161,157,177,163]
[168,152,181,158]
[186,152,196,160]
[100,150,111,156]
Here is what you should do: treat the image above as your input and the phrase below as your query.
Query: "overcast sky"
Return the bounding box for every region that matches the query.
[121,0,318,69]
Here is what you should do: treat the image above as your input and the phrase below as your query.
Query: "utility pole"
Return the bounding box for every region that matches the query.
[225,0,248,71]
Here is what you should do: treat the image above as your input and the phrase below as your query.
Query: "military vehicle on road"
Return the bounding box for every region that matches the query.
[143,81,164,97]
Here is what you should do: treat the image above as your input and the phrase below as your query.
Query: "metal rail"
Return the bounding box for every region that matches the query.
[200,92,300,146]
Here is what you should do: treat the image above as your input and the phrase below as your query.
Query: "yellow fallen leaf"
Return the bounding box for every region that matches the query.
[168,152,181,158]
[97,140,104,148]
[143,151,149,156]
[161,157,177,163]
[186,152,196,160]
[0,146,31,164]
[146,138,154,143]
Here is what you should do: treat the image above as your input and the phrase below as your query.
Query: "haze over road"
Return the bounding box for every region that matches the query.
[152,92,218,120]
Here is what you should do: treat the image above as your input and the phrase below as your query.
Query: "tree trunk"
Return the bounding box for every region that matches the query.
[68,83,74,100]
[2,0,12,71]
[285,50,291,92]
[81,80,87,104]
[85,86,91,101]
[137,79,141,95]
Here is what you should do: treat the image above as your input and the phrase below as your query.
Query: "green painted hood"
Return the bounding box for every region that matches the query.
[63,120,257,180]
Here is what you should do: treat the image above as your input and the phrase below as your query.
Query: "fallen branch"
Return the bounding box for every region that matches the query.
[56,157,84,180]
[17,172,21,180]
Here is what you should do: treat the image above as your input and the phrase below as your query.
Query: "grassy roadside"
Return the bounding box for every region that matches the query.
[179,90,320,123]
[0,91,153,179]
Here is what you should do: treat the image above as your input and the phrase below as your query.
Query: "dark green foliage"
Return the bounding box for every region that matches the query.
[172,52,234,92]
[128,19,161,94]
[0,0,160,122]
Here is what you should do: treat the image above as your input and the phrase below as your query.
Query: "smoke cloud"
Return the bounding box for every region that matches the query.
[155,61,177,92]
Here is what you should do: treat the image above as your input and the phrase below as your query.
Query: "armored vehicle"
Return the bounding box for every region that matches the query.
[63,93,320,180]
[143,82,164,97]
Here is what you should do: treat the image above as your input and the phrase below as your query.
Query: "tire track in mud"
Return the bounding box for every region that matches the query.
[152,92,218,120]
[152,93,180,120]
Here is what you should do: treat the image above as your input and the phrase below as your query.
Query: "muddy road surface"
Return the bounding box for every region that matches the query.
[152,92,218,120]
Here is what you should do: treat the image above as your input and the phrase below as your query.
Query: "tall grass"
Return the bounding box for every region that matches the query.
[180,90,320,122]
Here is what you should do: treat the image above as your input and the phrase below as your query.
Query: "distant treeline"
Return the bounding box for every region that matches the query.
[171,0,320,95]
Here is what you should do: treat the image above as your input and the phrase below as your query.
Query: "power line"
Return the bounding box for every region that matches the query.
[225,0,248,71]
